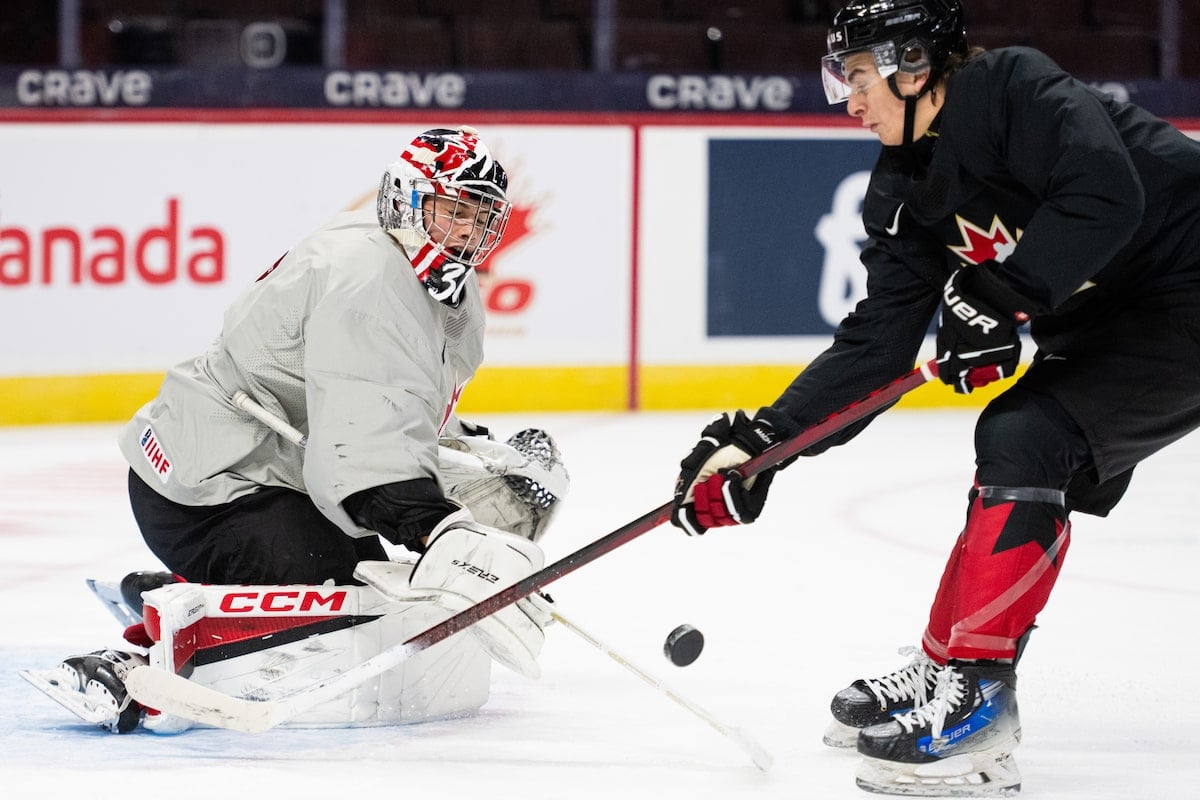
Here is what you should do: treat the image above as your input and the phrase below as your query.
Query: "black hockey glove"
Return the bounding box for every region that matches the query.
[937,262,1032,394]
[343,478,462,553]
[671,408,795,536]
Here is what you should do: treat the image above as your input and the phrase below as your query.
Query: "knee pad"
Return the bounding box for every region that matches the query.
[975,389,1090,488]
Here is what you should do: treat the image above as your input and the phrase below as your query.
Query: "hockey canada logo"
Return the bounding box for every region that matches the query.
[948,214,1022,266]
[476,193,539,314]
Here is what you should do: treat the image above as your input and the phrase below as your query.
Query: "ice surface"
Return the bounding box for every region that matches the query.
[2,411,1197,798]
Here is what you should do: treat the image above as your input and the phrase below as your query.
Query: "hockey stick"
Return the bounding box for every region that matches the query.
[126,359,939,731]
[548,605,774,771]
[232,391,307,447]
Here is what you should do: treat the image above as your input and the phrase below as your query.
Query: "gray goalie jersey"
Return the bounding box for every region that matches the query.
[118,207,485,537]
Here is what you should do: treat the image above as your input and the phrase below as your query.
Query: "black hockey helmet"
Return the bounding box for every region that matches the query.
[822,0,967,104]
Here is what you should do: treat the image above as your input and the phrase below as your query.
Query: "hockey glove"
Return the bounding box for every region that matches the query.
[937,262,1032,394]
[671,408,794,536]
[408,510,548,679]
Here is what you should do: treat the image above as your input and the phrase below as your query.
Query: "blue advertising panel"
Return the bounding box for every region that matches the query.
[706,138,881,336]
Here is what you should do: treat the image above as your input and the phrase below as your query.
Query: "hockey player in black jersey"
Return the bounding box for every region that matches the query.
[672,0,1200,795]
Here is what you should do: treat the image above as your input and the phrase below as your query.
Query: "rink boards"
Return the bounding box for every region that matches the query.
[1,111,1197,422]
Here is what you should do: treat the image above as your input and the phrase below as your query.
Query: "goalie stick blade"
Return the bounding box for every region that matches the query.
[86,578,142,628]
[123,666,277,734]
[726,726,775,772]
[19,668,122,727]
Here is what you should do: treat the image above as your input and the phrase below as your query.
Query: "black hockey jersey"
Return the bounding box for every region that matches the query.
[772,46,1200,452]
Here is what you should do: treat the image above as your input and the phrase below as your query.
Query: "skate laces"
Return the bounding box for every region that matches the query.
[893,665,967,738]
[863,646,941,708]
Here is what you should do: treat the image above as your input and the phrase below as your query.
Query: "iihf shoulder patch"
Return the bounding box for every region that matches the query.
[138,425,173,483]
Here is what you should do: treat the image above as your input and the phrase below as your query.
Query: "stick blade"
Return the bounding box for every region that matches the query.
[125,666,278,734]
[728,726,775,771]
[19,668,121,726]
[85,578,142,628]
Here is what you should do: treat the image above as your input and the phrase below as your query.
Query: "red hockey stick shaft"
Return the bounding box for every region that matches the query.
[125,359,939,731]
[405,358,939,651]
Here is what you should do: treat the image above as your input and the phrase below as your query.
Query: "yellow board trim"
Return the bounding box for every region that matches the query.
[458,366,630,412]
[0,373,165,425]
[636,365,1018,411]
[1,364,1017,425]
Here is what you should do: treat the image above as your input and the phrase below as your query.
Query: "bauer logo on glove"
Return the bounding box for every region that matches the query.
[670,408,797,536]
[936,262,1040,394]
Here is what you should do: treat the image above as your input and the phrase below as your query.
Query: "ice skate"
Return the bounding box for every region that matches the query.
[824,646,945,747]
[854,661,1021,796]
[20,649,148,733]
[86,570,177,626]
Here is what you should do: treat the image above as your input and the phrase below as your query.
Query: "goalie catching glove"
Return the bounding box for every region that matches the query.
[405,508,551,679]
[671,408,797,536]
[937,261,1037,394]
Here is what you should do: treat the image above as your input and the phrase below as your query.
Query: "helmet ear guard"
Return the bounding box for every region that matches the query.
[377,126,511,306]
[821,0,966,105]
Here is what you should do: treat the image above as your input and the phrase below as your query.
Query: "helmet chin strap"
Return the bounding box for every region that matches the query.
[886,73,930,147]
[903,95,918,147]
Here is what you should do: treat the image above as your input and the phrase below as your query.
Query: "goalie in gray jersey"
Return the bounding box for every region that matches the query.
[25,126,571,734]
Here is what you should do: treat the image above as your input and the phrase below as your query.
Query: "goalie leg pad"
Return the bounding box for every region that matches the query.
[139,578,492,728]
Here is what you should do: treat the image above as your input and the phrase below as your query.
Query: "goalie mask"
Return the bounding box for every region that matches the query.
[821,0,967,105]
[377,126,511,307]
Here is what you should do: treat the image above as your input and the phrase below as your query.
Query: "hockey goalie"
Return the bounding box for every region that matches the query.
[23,126,577,734]
[23,429,569,734]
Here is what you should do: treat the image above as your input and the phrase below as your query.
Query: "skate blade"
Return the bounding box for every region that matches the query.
[86,578,142,628]
[19,668,121,727]
[823,719,860,748]
[856,752,1021,797]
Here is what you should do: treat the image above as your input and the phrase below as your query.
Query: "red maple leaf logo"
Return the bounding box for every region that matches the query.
[947,214,1022,266]
[477,199,537,276]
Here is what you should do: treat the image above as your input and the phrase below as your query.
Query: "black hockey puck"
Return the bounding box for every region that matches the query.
[663,624,704,667]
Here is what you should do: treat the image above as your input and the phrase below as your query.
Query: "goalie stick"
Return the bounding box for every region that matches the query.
[125,359,939,732]
[232,391,307,447]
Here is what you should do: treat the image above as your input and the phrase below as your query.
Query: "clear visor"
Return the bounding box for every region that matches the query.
[420,185,511,268]
[821,42,899,104]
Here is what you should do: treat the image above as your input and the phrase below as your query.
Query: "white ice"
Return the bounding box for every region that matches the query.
[2,410,1197,798]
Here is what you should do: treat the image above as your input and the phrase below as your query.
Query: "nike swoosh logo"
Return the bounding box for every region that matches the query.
[885,203,904,236]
